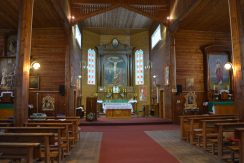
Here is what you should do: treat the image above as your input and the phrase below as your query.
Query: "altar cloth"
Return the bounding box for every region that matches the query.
[103,103,133,113]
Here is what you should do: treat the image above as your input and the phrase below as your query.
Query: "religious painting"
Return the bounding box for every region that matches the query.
[42,95,55,111]
[184,91,198,110]
[5,33,17,56]
[207,53,230,90]
[139,86,147,102]
[164,65,169,85]
[202,45,231,92]
[186,77,194,91]
[103,55,127,86]
[29,76,39,89]
[0,58,16,90]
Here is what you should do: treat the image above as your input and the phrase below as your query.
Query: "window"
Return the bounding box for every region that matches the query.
[74,24,81,48]
[135,49,144,85]
[151,25,162,49]
[87,49,96,85]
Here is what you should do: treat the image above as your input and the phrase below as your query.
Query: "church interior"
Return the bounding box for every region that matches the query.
[0,0,244,162]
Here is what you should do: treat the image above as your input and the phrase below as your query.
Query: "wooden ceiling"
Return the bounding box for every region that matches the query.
[71,0,170,31]
[81,7,153,34]
[0,0,64,29]
[179,0,230,32]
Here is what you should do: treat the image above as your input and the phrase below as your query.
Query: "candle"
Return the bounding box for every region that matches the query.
[213,85,215,90]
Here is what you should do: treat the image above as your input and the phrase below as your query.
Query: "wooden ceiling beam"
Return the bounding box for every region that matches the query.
[71,3,121,24]
[72,0,168,5]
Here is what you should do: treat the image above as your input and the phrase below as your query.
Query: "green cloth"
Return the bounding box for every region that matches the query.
[208,101,234,112]
[0,104,14,109]
[104,99,129,103]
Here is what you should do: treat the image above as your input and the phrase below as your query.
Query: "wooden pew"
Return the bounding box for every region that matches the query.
[0,127,64,162]
[180,114,239,140]
[199,119,239,149]
[235,128,244,163]
[46,116,80,140]
[0,123,13,127]
[187,115,239,144]
[28,118,79,143]
[25,122,72,154]
[0,133,55,163]
[215,122,244,160]
[0,142,40,163]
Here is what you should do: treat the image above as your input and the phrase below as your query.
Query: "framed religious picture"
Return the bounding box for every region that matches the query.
[202,45,232,91]
[139,86,147,101]
[5,33,17,56]
[29,76,39,89]
[164,65,170,85]
[186,77,194,91]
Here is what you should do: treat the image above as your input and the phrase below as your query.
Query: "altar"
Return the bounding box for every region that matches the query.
[103,102,133,118]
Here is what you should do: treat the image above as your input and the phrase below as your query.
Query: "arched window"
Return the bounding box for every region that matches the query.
[135,49,144,85]
[87,49,96,85]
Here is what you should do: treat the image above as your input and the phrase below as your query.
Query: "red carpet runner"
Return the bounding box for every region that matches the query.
[81,125,180,163]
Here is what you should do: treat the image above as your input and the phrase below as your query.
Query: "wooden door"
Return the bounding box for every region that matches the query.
[159,90,164,118]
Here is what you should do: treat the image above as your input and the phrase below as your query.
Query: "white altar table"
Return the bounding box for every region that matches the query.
[103,103,133,118]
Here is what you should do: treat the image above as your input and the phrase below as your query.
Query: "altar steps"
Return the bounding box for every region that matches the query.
[79,116,173,126]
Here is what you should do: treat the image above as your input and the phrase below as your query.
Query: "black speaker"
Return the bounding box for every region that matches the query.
[176,84,182,95]
[59,85,65,96]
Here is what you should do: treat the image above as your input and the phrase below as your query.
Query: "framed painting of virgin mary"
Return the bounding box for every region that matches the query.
[202,45,232,91]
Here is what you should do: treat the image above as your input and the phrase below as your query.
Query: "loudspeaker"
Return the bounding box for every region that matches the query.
[176,84,182,95]
[59,85,65,96]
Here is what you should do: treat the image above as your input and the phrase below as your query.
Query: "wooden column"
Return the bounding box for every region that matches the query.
[65,27,72,116]
[15,0,34,126]
[228,0,244,120]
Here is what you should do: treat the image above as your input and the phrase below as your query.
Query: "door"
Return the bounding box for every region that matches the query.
[159,90,164,118]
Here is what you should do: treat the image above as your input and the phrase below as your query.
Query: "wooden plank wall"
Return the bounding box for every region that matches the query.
[29,27,67,115]
[172,29,231,122]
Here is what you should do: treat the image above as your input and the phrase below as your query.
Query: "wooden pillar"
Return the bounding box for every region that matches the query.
[65,27,72,116]
[15,0,34,126]
[228,0,244,120]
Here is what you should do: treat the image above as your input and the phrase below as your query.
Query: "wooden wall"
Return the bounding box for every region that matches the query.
[29,27,67,115]
[172,29,231,122]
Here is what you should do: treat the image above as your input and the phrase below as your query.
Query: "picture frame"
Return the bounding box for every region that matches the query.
[202,45,232,91]
[164,65,170,85]
[139,86,147,102]
[186,77,194,91]
[29,76,39,89]
[5,33,17,57]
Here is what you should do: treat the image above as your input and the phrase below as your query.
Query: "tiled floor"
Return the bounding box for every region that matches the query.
[145,130,223,163]
[65,132,102,163]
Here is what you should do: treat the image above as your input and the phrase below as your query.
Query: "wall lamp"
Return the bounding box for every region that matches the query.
[224,62,232,70]
[31,61,41,70]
